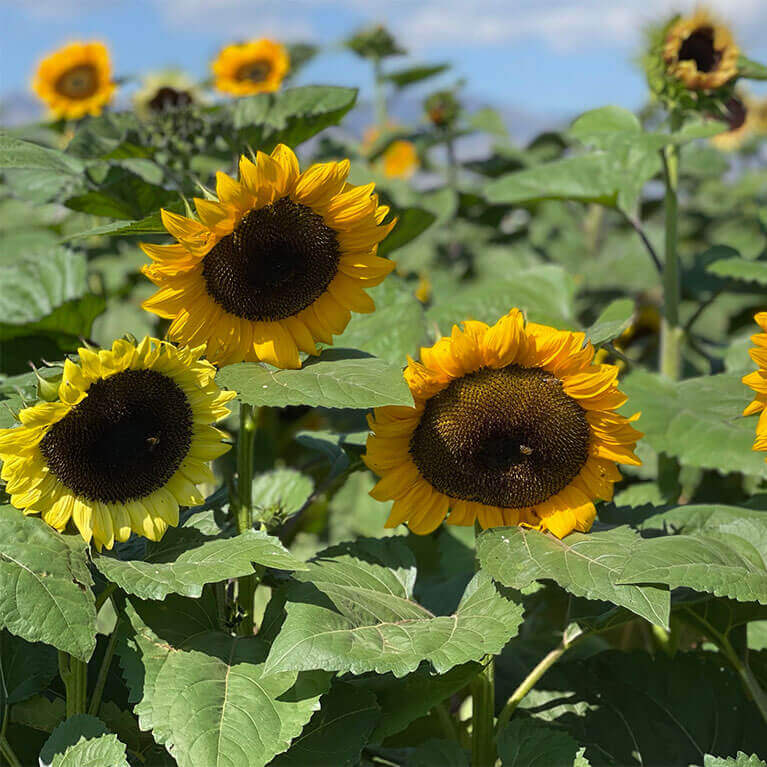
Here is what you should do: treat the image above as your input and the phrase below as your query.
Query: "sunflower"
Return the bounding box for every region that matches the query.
[742,313,767,456]
[32,41,116,120]
[711,95,753,151]
[212,39,289,96]
[363,127,419,180]
[0,337,234,550]
[364,310,642,537]
[133,69,203,116]
[141,144,396,368]
[663,9,738,91]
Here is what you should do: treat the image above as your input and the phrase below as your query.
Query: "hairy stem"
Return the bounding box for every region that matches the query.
[470,659,496,767]
[58,651,87,717]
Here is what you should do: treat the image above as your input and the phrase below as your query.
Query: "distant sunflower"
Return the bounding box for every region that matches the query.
[742,313,767,456]
[32,41,115,120]
[141,144,396,368]
[663,9,738,91]
[363,127,419,179]
[0,338,234,550]
[711,95,753,151]
[212,39,289,96]
[133,70,202,116]
[364,310,642,537]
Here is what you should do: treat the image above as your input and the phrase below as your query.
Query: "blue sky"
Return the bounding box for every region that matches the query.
[3,0,767,123]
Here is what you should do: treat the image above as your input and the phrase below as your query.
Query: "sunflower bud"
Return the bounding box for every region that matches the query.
[346,25,404,60]
[424,90,460,129]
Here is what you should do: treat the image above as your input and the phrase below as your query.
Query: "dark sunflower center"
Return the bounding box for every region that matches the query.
[236,59,271,83]
[148,86,193,111]
[409,365,591,508]
[201,197,340,321]
[39,369,193,504]
[678,27,721,72]
[55,64,99,99]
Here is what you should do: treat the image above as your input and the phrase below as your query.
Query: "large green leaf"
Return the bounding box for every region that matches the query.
[252,468,314,518]
[121,595,328,767]
[619,515,767,605]
[408,739,470,766]
[95,527,306,600]
[40,715,129,767]
[378,207,436,257]
[271,681,380,767]
[427,265,576,332]
[695,755,767,767]
[336,279,427,365]
[585,298,634,346]
[498,718,588,767]
[477,526,669,628]
[0,507,95,661]
[707,257,767,286]
[232,86,358,150]
[522,650,767,765]
[620,370,767,477]
[63,199,186,240]
[383,63,449,88]
[0,134,84,175]
[264,539,524,677]
[217,349,413,409]
[0,631,58,711]
[0,248,105,344]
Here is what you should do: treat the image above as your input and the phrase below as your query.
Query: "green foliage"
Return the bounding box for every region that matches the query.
[498,718,587,766]
[40,715,129,767]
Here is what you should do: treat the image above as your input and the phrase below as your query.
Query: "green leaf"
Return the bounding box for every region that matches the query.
[498,718,586,767]
[738,55,767,80]
[707,257,767,286]
[40,715,128,767]
[122,595,328,767]
[523,650,767,765]
[94,527,306,600]
[358,662,481,742]
[336,279,427,365]
[252,468,314,517]
[271,681,380,767]
[427,265,576,332]
[0,248,105,344]
[0,507,95,661]
[63,199,186,240]
[620,370,767,477]
[0,631,57,708]
[697,754,767,767]
[0,133,84,175]
[217,349,413,409]
[10,694,65,733]
[264,539,524,677]
[568,106,642,139]
[585,298,634,346]
[378,207,436,258]
[383,63,449,88]
[476,526,670,628]
[233,86,358,150]
[408,739,469,766]
[619,517,767,605]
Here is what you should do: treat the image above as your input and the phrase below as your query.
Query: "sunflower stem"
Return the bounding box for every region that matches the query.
[495,625,584,734]
[58,651,87,717]
[0,696,22,767]
[87,613,120,717]
[236,402,259,635]
[470,658,496,767]
[445,128,459,192]
[373,57,387,129]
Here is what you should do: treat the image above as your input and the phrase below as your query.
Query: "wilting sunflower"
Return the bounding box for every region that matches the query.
[711,94,753,151]
[0,337,234,550]
[742,313,767,457]
[663,9,738,91]
[32,41,115,119]
[141,144,396,368]
[212,39,289,96]
[364,309,642,537]
[133,70,203,116]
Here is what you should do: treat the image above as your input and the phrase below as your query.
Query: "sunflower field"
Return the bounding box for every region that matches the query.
[3,9,767,767]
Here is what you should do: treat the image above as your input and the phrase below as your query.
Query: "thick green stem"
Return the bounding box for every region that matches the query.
[58,651,87,717]
[660,112,683,382]
[87,620,119,716]
[445,129,458,192]
[373,57,387,129]
[236,403,258,635]
[496,626,584,733]
[470,659,495,767]
[0,707,21,767]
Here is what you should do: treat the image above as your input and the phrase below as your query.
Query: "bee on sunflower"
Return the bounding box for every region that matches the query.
[141,144,396,368]
[364,310,642,537]
[0,337,234,551]
[32,41,116,120]
[212,39,289,96]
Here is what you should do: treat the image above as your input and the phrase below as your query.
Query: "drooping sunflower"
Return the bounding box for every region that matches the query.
[742,313,767,456]
[364,310,642,537]
[141,144,396,368]
[663,9,738,91]
[711,94,753,151]
[0,337,234,550]
[212,39,289,96]
[133,70,203,116]
[32,41,116,119]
